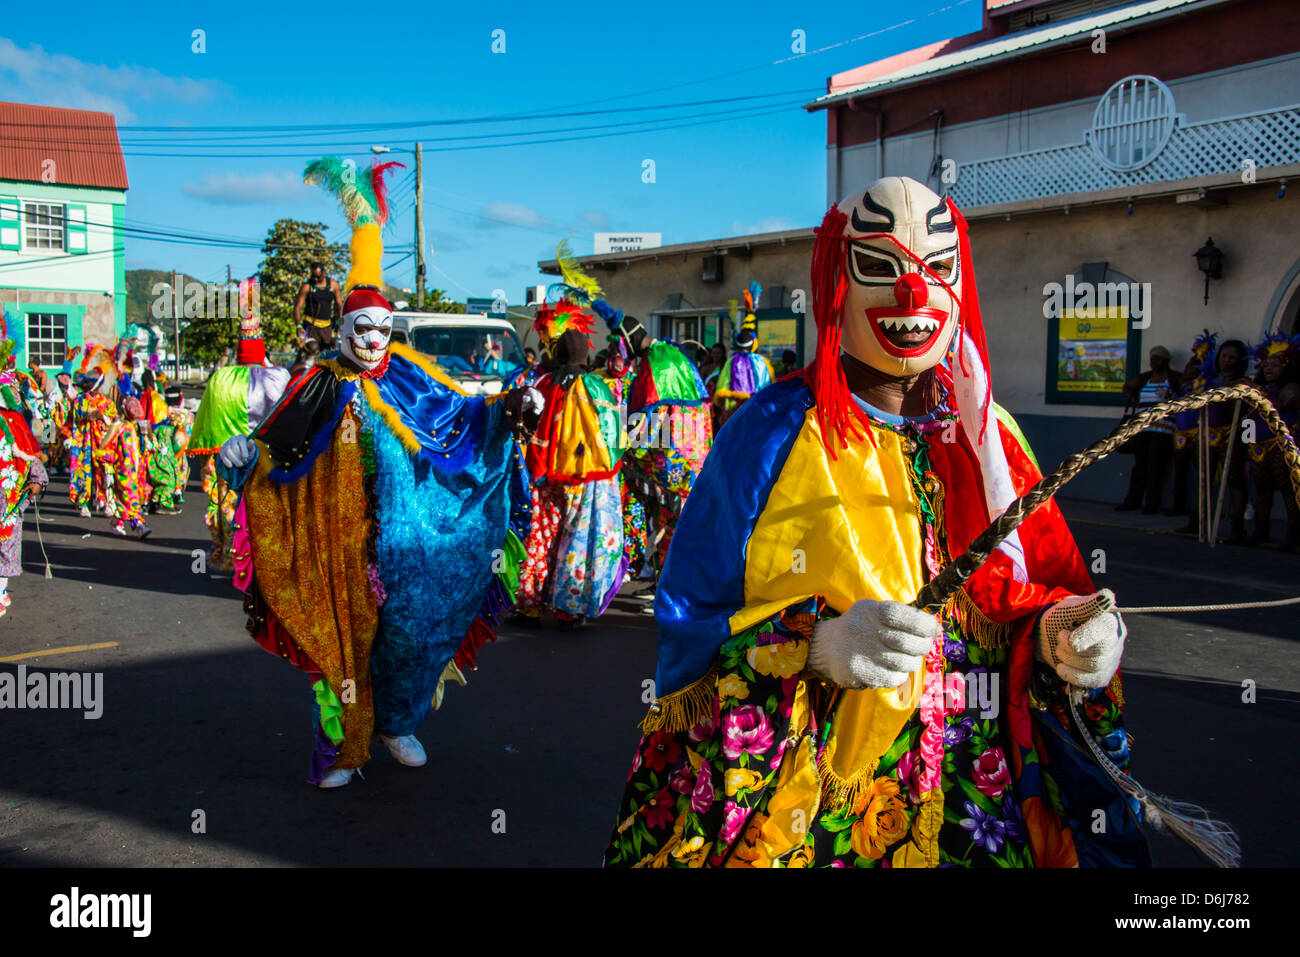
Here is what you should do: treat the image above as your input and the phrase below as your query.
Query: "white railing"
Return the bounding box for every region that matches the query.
[948,105,1300,208]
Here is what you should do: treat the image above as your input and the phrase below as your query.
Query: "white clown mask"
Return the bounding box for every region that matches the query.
[340,304,392,372]
[837,176,962,377]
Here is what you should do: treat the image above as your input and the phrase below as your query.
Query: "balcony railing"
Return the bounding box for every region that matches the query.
[948,105,1300,208]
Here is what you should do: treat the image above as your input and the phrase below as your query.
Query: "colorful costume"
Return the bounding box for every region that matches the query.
[515,301,626,624]
[551,243,714,582]
[604,177,1147,868]
[187,295,290,571]
[140,383,185,511]
[713,283,776,427]
[0,320,49,612]
[220,156,535,788]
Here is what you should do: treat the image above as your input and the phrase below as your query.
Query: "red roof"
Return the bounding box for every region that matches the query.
[0,101,128,191]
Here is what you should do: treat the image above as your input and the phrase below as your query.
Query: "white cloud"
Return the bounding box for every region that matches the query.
[729,216,799,236]
[478,202,549,230]
[0,36,218,120]
[182,170,305,205]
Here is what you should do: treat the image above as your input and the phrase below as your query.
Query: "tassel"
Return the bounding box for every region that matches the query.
[816,735,877,811]
[639,663,719,733]
[946,587,1008,650]
[1067,696,1241,867]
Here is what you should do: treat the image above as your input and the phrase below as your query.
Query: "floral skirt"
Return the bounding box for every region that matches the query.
[552,476,625,618]
[604,597,1139,868]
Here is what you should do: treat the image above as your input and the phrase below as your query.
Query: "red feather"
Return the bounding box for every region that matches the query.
[370,161,405,228]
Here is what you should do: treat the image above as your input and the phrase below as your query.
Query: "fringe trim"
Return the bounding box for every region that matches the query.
[946,586,1010,650]
[639,663,719,733]
[816,735,878,812]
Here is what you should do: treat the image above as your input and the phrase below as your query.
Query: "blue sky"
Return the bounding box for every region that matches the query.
[1,0,981,302]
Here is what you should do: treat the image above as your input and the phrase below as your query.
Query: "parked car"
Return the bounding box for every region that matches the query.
[391,312,527,395]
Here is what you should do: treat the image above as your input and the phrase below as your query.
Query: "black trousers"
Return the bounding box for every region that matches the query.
[1123,431,1173,511]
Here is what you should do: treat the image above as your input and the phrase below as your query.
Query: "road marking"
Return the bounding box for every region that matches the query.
[0,641,119,663]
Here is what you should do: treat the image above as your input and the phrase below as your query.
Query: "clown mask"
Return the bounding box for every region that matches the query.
[837,176,962,377]
[340,304,392,372]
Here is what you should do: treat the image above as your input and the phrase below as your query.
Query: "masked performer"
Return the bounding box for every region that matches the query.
[713,283,777,428]
[604,177,1145,868]
[1168,331,1217,519]
[216,157,540,788]
[1246,332,1300,548]
[0,321,48,614]
[553,245,714,606]
[513,302,626,630]
[602,337,649,585]
[187,300,290,571]
[138,369,185,514]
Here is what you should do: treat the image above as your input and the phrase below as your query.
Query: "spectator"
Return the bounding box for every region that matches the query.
[294,262,342,348]
[1118,345,1182,514]
[781,349,798,374]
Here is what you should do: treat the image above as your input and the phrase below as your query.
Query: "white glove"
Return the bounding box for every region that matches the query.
[522,387,543,415]
[807,599,941,690]
[1035,589,1126,688]
[218,435,257,469]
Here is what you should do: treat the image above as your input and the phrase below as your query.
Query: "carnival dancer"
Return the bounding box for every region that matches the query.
[139,369,185,514]
[1246,332,1300,548]
[513,302,626,630]
[187,288,290,572]
[604,177,1145,868]
[601,337,648,585]
[552,243,714,603]
[0,319,49,614]
[712,282,777,427]
[1168,331,1217,518]
[216,156,541,789]
[43,348,80,475]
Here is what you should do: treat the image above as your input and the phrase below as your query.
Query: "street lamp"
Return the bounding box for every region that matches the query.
[371,145,391,154]
[1193,237,1223,306]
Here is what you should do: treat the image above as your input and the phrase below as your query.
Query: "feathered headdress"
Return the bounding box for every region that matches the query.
[0,311,24,369]
[303,156,405,295]
[532,301,596,354]
[1190,328,1218,386]
[734,281,761,351]
[549,240,649,352]
[1254,329,1300,365]
[75,343,116,390]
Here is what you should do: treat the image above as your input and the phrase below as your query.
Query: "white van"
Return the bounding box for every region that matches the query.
[390,311,527,395]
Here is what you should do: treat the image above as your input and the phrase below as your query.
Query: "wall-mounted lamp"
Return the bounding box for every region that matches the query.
[1193,237,1224,306]
[1279,178,1288,199]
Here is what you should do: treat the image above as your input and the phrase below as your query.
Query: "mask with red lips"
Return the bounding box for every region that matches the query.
[837,177,961,377]
[339,287,393,373]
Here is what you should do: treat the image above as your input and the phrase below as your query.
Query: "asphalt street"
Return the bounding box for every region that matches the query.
[1,474,1297,867]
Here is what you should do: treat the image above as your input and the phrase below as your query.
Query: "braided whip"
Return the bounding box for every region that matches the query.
[913,383,1299,611]
[910,384,1289,867]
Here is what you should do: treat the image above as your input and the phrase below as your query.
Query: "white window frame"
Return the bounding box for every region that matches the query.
[25,312,69,367]
[23,201,66,251]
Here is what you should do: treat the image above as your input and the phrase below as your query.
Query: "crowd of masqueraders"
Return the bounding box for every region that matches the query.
[1118,329,1300,549]
[4,163,1261,871]
[0,268,784,623]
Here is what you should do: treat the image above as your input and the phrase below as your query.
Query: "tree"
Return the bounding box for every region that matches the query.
[424,288,465,314]
[257,219,348,348]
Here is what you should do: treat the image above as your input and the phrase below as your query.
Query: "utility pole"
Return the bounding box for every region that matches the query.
[415,141,426,309]
[227,264,234,349]
[173,269,182,382]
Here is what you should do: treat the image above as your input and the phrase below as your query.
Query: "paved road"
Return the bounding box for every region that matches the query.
[1,477,1296,866]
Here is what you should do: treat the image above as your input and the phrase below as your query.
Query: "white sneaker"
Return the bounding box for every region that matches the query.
[317,767,355,789]
[78,506,91,517]
[380,734,427,767]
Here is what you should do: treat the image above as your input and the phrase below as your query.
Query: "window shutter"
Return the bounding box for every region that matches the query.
[64,203,88,254]
[0,197,18,251]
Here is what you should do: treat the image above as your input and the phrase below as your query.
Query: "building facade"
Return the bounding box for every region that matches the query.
[0,101,129,371]
[809,0,1300,496]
